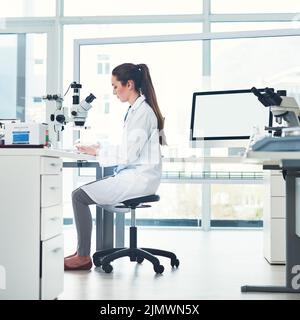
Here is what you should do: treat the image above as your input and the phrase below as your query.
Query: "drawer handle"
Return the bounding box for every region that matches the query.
[50,217,60,221]
[50,163,58,167]
[52,247,62,253]
[50,186,59,190]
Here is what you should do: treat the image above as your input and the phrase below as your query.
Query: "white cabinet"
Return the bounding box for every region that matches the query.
[41,234,64,300]
[263,170,286,264]
[41,175,62,207]
[41,205,63,241]
[0,152,64,299]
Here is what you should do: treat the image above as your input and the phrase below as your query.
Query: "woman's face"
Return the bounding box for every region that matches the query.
[111,75,130,102]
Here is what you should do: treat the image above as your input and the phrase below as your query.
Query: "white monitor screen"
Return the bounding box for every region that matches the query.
[190,89,271,146]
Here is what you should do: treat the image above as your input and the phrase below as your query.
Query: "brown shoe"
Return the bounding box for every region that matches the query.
[64,256,93,271]
[64,251,77,259]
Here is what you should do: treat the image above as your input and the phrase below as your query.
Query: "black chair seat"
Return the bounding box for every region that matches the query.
[122,194,160,208]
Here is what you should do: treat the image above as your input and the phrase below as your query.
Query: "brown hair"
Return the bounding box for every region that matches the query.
[112,63,166,145]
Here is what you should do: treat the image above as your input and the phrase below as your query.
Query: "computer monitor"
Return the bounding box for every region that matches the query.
[190,89,273,149]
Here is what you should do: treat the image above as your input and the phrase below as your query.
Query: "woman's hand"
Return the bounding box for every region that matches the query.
[75,143,100,156]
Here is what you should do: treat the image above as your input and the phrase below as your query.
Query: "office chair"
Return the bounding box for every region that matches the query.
[92,194,180,274]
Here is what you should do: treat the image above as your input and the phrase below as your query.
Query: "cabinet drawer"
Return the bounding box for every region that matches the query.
[270,197,285,219]
[40,157,62,175]
[41,175,62,207]
[270,175,285,197]
[41,205,63,241]
[270,218,286,264]
[41,234,64,300]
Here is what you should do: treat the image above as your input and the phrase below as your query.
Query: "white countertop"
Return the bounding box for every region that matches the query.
[162,156,244,164]
[244,150,300,166]
[163,151,300,166]
[0,147,96,160]
[3,148,299,165]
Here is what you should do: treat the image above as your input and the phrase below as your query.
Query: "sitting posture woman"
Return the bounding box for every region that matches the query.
[64,63,166,270]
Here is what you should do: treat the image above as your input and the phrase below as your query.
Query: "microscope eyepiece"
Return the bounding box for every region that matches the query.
[251,87,281,107]
[251,87,262,98]
[265,88,282,106]
[85,93,96,103]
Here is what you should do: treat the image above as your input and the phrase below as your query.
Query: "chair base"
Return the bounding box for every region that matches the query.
[93,247,179,274]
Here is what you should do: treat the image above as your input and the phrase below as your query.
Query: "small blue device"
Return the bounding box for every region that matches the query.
[12,131,30,144]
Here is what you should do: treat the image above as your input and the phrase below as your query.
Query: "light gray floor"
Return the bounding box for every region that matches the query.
[59,226,300,300]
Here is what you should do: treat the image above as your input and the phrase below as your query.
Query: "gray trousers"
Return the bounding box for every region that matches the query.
[72,187,96,256]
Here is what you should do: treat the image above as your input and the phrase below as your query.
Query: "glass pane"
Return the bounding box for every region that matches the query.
[64,0,202,16]
[0,33,47,122]
[211,162,262,173]
[63,24,202,151]
[25,34,47,123]
[0,35,17,119]
[0,0,55,17]
[211,36,300,98]
[212,22,298,32]
[77,40,202,154]
[137,183,202,220]
[66,37,203,221]
[64,23,202,40]
[62,178,201,223]
[211,0,300,13]
[211,184,264,220]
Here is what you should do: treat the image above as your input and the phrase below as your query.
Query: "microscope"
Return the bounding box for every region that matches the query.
[43,82,96,145]
[69,82,96,126]
[252,87,300,135]
[250,87,300,151]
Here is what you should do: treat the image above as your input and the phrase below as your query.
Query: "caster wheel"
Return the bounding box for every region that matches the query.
[93,258,102,267]
[136,256,144,264]
[154,264,164,274]
[102,264,113,273]
[93,255,102,267]
[171,258,180,268]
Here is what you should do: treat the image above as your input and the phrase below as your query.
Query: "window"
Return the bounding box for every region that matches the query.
[212,22,298,32]
[63,23,202,101]
[211,36,300,95]
[25,33,47,123]
[0,35,17,119]
[78,40,203,151]
[137,183,202,225]
[211,184,264,222]
[104,102,110,114]
[97,63,103,75]
[62,33,204,224]
[97,62,110,75]
[63,24,202,149]
[104,63,110,74]
[0,0,55,17]
[64,0,203,16]
[211,0,300,13]
[0,33,47,122]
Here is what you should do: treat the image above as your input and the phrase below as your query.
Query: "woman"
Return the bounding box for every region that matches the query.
[64,63,166,270]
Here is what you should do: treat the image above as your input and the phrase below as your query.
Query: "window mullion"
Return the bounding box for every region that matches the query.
[211,13,298,22]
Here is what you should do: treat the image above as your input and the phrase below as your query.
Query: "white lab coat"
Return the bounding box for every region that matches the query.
[81,95,162,211]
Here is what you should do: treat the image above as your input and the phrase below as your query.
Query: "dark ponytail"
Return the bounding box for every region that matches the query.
[112,63,167,145]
